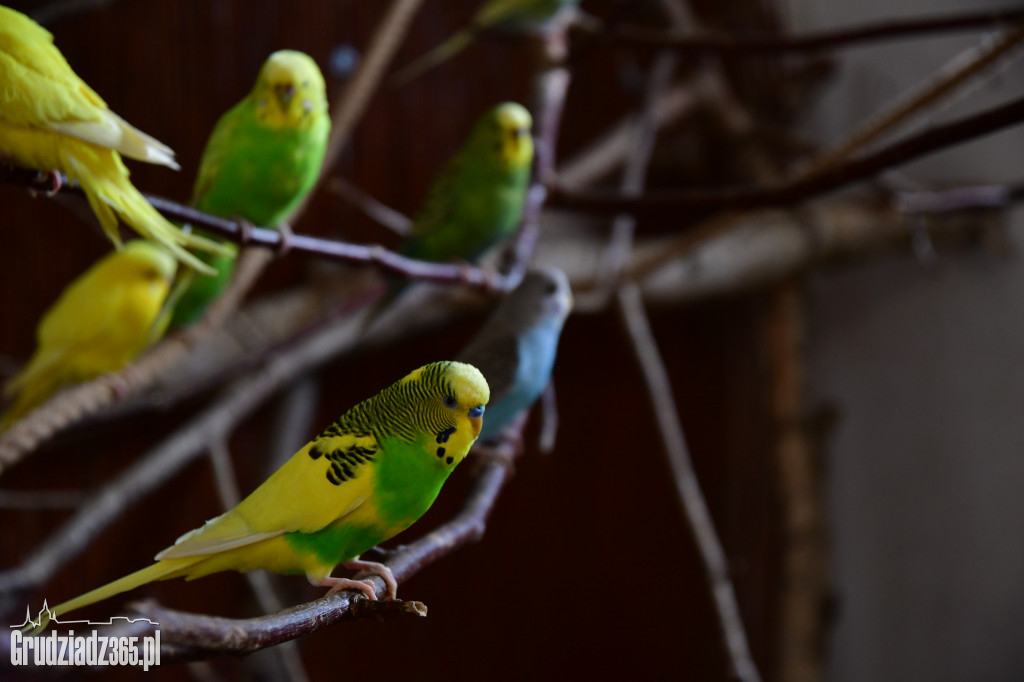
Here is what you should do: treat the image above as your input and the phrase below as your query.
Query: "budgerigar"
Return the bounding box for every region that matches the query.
[392,0,580,85]
[0,241,176,432]
[32,361,489,630]
[364,102,534,324]
[170,50,330,328]
[458,267,571,441]
[404,101,533,265]
[0,5,223,273]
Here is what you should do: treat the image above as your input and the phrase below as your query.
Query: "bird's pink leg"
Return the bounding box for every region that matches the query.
[343,558,398,600]
[310,574,378,601]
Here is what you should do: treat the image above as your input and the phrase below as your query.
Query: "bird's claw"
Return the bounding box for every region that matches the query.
[319,576,379,601]
[343,558,398,600]
[43,170,63,197]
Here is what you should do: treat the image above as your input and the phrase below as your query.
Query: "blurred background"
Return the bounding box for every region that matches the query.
[1,0,1023,680]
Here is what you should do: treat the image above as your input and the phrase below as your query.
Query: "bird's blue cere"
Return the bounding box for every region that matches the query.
[469,406,485,419]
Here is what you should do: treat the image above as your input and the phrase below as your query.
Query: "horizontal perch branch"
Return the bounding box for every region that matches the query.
[0,165,506,290]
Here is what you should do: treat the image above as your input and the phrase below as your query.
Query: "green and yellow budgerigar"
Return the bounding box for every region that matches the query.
[0,5,223,274]
[170,50,330,328]
[32,361,489,629]
[392,0,580,85]
[403,101,534,265]
[0,241,176,432]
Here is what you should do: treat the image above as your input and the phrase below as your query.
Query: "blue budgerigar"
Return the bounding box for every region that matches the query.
[457,267,572,441]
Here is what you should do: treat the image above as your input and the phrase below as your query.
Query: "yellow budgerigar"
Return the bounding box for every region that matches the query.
[32,361,489,630]
[0,5,224,273]
[0,241,177,432]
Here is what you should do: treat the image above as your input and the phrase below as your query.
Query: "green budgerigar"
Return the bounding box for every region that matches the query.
[392,0,580,85]
[404,101,534,265]
[31,361,489,631]
[170,50,330,328]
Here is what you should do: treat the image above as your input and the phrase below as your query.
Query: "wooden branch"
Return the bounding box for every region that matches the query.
[618,285,762,682]
[580,8,1024,55]
[605,15,762,678]
[502,24,572,278]
[548,95,1024,219]
[0,167,504,290]
[2,442,516,663]
[804,19,1024,174]
[54,596,429,663]
[327,176,412,235]
[557,73,718,188]
[767,285,827,682]
[291,0,426,220]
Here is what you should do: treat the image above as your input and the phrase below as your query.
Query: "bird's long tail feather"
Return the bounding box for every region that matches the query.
[0,360,63,433]
[390,30,476,87]
[32,559,198,633]
[64,146,231,275]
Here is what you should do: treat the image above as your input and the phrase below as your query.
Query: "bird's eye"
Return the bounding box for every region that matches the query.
[443,395,457,409]
[544,282,558,295]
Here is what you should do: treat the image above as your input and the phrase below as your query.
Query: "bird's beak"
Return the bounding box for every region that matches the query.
[468,405,485,439]
[274,83,296,110]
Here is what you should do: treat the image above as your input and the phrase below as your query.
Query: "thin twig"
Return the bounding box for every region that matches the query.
[579,8,1024,55]
[327,176,412,235]
[804,19,1024,174]
[207,439,242,512]
[502,26,572,279]
[206,439,310,682]
[265,376,322,475]
[537,381,558,454]
[29,0,128,25]
[292,0,427,219]
[604,14,762,678]
[618,285,762,682]
[549,94,1024,219]
[557,73,718,188]
[0,489,86,510]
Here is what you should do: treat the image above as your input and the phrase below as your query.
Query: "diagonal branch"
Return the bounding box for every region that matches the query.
[604,10,762,678]
[549,94,1024,219]
[579,8,1024,55]
[804,19,1024,173]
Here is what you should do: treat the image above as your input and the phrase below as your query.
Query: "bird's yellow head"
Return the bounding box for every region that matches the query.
[473,102,534,171]
[116,240,177,287]
[252,50,327,130]
[387,361,490,469]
